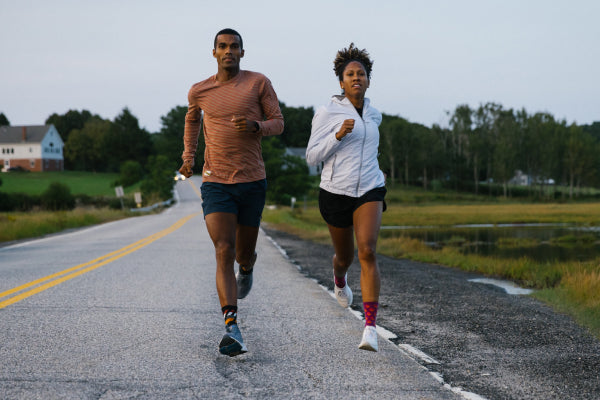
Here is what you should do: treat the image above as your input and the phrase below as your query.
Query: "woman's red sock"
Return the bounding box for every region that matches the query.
[363,301,378,327]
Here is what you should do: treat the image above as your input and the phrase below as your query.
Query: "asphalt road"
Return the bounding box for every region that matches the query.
[0,177,466,400]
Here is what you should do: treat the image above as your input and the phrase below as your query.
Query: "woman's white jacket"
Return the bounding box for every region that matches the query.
[306,95,385,198]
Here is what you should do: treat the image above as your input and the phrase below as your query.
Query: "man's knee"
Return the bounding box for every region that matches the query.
[214,240,235,259]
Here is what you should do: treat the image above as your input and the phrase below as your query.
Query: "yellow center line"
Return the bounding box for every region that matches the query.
[187,178,203,199]
[0,212,200,310]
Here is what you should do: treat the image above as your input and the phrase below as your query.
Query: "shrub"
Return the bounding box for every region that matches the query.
[41,182,75,211]
[118,160,144,187]
[141,155,175,203]
[0,192,39,211]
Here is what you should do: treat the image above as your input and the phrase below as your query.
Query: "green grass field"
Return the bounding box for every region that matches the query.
[0,171,137,196]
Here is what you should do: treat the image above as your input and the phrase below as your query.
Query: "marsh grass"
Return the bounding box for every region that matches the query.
[550,234,598,245]
[497,237,540,248]
[382,202,600,227]
[534,263,600,337]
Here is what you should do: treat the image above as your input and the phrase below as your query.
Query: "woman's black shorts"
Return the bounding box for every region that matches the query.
[318,187,387,228]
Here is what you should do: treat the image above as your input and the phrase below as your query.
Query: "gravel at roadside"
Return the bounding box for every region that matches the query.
[262,226,600,400]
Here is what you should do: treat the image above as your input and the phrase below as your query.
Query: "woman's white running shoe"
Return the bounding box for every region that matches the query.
[358,325,378,352]
[333,272,353,308]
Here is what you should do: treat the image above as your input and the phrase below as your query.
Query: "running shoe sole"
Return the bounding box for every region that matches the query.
[219,334,248,357]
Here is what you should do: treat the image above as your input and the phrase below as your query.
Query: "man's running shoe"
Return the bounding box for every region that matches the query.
[358,325,378,352]
[236,270,253,299]
[236,253,256,299]
[333,272,353,308]
[218,324,247,357]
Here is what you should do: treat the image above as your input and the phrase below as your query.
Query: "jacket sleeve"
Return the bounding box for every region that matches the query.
[305,107,344,166]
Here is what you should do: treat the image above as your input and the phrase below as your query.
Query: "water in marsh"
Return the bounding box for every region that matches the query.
[380,224,600,262]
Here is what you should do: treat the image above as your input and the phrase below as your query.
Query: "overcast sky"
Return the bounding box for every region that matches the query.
[1,0,599,133]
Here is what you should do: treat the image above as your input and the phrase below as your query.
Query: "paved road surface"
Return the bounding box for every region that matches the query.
[0,177,467,399]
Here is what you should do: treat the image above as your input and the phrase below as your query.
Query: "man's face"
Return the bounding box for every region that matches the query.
[213,34,244,70]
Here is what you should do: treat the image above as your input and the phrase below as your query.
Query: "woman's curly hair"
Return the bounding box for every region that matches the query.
[333,43,373,81]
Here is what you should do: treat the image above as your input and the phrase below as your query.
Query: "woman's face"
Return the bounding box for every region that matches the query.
[340,61,370,98]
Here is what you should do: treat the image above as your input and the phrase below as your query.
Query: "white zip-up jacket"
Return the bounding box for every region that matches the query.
[306,95,385,197]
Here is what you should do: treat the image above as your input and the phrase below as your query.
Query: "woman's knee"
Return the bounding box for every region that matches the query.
[357,243,377,264]
[333,253,354,268]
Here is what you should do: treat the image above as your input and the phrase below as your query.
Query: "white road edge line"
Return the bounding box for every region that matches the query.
[263,231,488,400]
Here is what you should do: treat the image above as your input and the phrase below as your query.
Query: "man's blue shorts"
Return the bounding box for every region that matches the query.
[200,179,267,227]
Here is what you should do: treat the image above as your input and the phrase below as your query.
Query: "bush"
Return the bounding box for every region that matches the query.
[140,155,175,203]
[41,182,75,211]
[0,192,39,211]
[118,160,144,187]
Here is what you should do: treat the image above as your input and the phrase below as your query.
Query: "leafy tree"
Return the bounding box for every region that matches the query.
[411,122,435,189]
[46,109,99,170]
[428,124,453,188]
[491,109,519,197]
[45,109,96,143]
[581,121,600,142]
[140,155,176,202]
[103,108,153,172]
[118,160,144,187]
[262,136,311,204]
[153,105,203,173]
[448,104,473,190]
[0,112,9,126]
[564,124,598,198]
[65,118,111,171]
[279,102,314,147]
[379,115,402,185]
[379,115,414,186]
[472,103,502,193]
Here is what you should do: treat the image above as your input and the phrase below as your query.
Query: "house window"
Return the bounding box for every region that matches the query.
[30,160,35,168]
[29,147,33,153]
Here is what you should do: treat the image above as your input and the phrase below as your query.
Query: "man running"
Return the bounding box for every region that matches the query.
[179,28,284,356]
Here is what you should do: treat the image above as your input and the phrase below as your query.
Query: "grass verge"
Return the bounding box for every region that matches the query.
[0,208,136,243]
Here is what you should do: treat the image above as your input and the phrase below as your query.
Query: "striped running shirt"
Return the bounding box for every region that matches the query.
[182,70,284,183]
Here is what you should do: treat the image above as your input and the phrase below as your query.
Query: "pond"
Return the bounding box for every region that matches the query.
[380,224,600,263]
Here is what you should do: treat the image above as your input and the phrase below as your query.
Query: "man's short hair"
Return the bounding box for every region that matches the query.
[214,28,243,49]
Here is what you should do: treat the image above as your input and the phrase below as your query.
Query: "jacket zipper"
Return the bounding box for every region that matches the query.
[356,111,366,196]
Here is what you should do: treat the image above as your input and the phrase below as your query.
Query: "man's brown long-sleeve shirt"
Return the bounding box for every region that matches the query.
[182,70,284,183]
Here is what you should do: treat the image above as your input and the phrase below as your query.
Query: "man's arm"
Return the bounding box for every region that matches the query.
[255,77,284,136]
[180,99,202,177]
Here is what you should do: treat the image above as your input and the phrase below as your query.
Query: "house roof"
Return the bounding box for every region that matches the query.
[0,125,53,144]
[285,147,307,158]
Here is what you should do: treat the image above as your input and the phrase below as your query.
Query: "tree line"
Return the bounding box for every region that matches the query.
[2,101,599,203]
[0,104,314,204]
[378,103,600,199]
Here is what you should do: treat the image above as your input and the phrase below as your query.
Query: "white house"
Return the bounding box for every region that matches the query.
[0,125,64,172]
[285,147,321,176]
